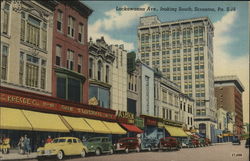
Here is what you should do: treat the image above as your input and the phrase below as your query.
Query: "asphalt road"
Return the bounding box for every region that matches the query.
[27,141,249,161]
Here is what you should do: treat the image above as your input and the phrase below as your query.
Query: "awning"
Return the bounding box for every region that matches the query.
[84,118,111,134]
[164,125,188,137]
[103,121,127,134]
[61,116,94,132]
[0,107,32,131]
[22,110,69,132]
[120,123,143,133]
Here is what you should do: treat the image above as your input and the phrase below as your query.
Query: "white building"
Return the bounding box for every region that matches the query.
[137,16,217,141]
[111,44,127,112]
[0,0,55,95]
[216,108,227,131]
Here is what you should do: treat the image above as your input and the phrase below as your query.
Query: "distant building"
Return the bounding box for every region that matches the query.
[214,75,245,136]
[137,15,217,141]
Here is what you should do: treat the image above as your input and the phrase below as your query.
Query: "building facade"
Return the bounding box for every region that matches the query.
[88,37,115,108]
[137,16,216,141]
[216,108,227,132]
[111,45,127,112]
[52,1,92,103]
[0,0,56,95]
[214,75,245,136]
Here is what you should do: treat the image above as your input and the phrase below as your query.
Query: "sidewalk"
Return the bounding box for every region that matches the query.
[0,149,37,161]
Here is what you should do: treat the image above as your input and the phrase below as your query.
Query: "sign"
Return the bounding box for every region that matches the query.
[88,97,99,105]
[145,118,157,126]
[0,93,116,120]
[135,117,144,129]
[116,110,135,124]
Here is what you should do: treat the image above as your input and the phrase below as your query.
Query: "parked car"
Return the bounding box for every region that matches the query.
[191,138,200,147]
[205,138,211,146]
[245,138,250,148]
[141,137,159,151]
[37,137,88,160]
[85,137,114,156]
[232,136,241,145]
[114,137,140,153]
[159,137,180,151]
[199,138,208,147]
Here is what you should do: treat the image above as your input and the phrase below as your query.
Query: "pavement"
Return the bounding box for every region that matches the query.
[0,149,37,161]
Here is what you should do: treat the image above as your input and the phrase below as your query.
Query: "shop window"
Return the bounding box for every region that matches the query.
[0,44,9,80]
[89,85,110,108]
[56,75,81,102]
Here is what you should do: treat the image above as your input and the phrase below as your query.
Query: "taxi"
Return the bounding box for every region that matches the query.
[37,137,88,160]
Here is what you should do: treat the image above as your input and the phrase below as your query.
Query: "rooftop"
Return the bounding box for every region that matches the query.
[214,75,245,92]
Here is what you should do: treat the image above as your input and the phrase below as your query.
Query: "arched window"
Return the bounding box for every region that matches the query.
[89,58,93,78]
[97,60,102,81]
[106,65,109,83]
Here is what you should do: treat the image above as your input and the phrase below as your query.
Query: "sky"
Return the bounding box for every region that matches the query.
[83,1,249,123]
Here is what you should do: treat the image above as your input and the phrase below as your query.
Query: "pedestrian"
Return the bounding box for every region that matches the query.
[46,136,52,143]
[18,136,25,154]
[24,135,31,155]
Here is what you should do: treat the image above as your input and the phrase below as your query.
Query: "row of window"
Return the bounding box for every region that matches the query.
[57,10,84,43]
[141,47,204,56]
[89,58,110,83]
[55,45,83,73]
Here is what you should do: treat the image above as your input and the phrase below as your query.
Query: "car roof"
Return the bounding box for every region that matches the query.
[88,137,108,139]
[54,137,79,140]
[162,137,176,139]
[118,137,137,141]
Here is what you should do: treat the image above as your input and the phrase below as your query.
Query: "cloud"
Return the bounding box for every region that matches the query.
[213,11,249,123]
[88,3,151,51]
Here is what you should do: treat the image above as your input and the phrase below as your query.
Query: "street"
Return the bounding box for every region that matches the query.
[26,141,249,161]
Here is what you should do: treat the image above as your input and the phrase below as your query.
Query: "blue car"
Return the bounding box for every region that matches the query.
[232,137,241,145]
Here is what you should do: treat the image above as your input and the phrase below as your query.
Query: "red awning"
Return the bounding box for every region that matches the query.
[121,123,143,133]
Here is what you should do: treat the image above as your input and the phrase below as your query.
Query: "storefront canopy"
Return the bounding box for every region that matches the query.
[120,123,143,133]
[164,125,188,137]
[103,121,127,135]
[84,118,111,134]
[0,107,32,131]
[22,110,69,132]
[61,116,94,132]
[185,131,192,136]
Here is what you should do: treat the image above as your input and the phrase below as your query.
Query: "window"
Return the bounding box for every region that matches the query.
[26,55,39,88]
[19,52,24,84]
[57,75,81,102]
[67,49,74,70]
[97,61,102,81]
[89,85,110,108]
[0,44,9,80]
[78,23,84,42]
[106,65,109,83]
[68,16,75,37]
[41,59,46,89]
[89,58,93,78]
[78,54,82,73]
[27,16,41,47]
[56,45,61,66]
[2,2,10,34]
[57,10,63,32]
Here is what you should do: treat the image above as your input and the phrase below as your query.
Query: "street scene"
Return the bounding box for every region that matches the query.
[0,0,249,161]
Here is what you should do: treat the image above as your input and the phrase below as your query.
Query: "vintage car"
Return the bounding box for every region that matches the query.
[199,138,207,147]
[205,138,211,146]
[85,137,114,156]
[159,137,180,151]
[37,137,88,160]
[232,136,241,145]
[141,137,159,151]
[114,137,140,153]
[245,138,250,148]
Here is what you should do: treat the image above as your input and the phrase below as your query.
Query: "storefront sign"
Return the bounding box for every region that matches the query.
[145,118,157,126]
[0,93,116,120]
[135,117,144,129]
[116,111,135,124]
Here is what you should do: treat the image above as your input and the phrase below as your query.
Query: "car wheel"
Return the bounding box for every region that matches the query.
[80,149,86,158]
[110,148,114,155]
[57,150,64,160]
[125,148,129,153]
[136,146,140,152]
[95,148,101,156]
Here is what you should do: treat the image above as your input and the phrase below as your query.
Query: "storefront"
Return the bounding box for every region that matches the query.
[0,86,126,151]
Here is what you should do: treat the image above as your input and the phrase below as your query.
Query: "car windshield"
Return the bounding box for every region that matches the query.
[52,139,58,143]
[87,138,101,142]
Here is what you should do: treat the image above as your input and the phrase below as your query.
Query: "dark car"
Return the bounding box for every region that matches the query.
[141,137,159,151]
[191,138,200,147]
[245,138,250,148]
[232,137,241,145]
[114,137,140,153]
[85,137,114,156]
[205,138,211,146]
[159,137,180,151]
[199,138,208,147]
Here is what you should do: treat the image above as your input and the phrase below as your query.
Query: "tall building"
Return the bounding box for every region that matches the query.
[111,44,127,112]
[0,0,56,95]
[214,75,245,136]
[137,16,217,140]
[52,1,93,103]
